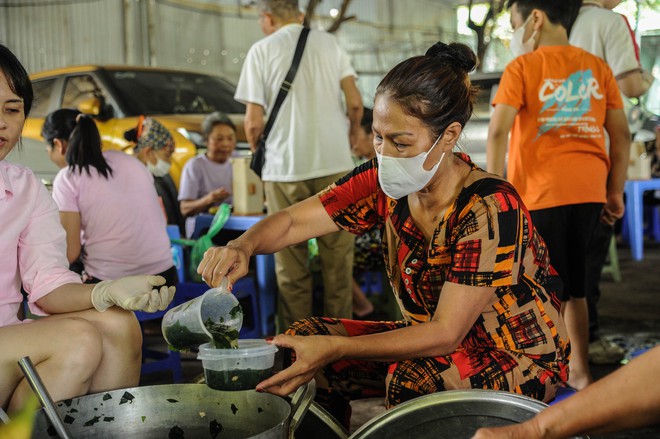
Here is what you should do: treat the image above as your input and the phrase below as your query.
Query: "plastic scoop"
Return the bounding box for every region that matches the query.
[162,278,243,351]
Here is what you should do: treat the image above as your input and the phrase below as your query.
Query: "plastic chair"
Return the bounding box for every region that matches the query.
[231,277,262,339]
[651,206,660,242]
[360,271,384,296]
[134,225,186,383]
[622,179,660,260]
[135,309,182,382]
[168,224,262,338]
[191,214,213,239]
[622,204,660,244]
[549,386,576,405]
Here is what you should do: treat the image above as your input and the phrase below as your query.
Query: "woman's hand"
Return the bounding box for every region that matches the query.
[197,241,251,288]
[256,334,342,397]
[205,187,230,206]
[91,275,175,312]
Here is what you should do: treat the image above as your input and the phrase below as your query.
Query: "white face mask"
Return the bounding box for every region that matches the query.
[510,14,537,57]
[147,158,171,177]
[376,135,446,199]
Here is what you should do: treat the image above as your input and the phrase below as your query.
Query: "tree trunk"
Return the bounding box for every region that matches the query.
[304,0,355,33]
[467,0,504,71]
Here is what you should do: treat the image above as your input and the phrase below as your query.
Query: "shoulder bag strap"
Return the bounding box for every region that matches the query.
[261,27,310,142]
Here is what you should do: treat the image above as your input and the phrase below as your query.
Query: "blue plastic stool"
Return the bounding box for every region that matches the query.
[135,308,183,383]
[622,179,660,260]
[232,276,262,339]
[360,271,384,296]
[622,204,660,243]
[651,206,660,242]
[549,386,576,405]
[136,225,187,383]
[167,225,262,338]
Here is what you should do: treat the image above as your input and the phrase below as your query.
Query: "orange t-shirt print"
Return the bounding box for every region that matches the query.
[493,45,623,211]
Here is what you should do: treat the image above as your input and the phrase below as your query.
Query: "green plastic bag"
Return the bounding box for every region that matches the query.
[170,203,231,283]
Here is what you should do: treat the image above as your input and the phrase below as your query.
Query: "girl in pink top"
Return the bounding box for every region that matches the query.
[0,44,175,415]
[42,109,176,285]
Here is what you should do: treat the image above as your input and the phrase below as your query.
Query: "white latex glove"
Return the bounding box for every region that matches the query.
[91,275,176,312]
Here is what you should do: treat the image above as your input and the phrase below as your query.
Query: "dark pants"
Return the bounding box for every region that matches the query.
[530,203,603,300]
[585,221,615,341]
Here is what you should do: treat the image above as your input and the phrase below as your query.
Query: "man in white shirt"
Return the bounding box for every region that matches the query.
[570,0,653,99]
[569,0,653,365]
[235,0,363,330]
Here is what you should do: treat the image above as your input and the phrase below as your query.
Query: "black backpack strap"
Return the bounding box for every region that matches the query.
[261,27,310,141]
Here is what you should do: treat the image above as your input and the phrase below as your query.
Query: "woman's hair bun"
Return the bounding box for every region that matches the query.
[425,42,478,73]
[124,127,138,142]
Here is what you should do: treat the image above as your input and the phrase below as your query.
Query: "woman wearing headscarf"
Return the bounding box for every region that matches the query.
[125,117,185,235]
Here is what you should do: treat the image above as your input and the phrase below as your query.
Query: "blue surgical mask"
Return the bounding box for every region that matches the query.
[376,135,446,199]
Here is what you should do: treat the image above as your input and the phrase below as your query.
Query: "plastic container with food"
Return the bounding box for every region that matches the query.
[197,340,278,391]
[161,279,243,351]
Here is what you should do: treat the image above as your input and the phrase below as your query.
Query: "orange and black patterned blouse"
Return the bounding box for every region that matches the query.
[319,153,569,375]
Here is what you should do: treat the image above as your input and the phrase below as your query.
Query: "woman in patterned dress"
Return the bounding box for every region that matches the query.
[198,41,570,427]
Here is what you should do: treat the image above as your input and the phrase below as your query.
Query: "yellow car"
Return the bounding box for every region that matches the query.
[12,65,246,188]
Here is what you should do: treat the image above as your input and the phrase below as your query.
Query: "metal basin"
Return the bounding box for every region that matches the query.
[31,383,314,438]
[349,389,588,439]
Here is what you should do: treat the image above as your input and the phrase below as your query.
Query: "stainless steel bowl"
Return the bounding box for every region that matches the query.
[349,389,588,439]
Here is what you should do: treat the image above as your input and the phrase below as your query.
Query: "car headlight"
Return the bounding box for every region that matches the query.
[177,128,205,149]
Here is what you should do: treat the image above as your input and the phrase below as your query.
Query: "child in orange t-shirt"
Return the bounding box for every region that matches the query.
[486,0,630,391]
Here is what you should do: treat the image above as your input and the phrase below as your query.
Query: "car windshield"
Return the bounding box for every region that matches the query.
[106,69,245,115]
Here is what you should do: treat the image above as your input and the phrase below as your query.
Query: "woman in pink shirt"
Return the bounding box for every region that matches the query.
[0,44,175,415]
[42,109,177,286]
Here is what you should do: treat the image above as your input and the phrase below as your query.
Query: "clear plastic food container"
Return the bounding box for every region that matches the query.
[197,340,278,391]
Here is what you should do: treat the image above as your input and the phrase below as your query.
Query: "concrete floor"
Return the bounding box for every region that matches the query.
[141,239,660,437]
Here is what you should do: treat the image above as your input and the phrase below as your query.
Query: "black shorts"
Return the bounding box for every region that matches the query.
[530,203,603,301]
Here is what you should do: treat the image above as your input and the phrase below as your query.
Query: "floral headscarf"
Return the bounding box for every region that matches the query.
[134,117,173,152]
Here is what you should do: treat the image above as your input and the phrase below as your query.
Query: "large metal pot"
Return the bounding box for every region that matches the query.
[31,382,314,438]
[349,389,589,439]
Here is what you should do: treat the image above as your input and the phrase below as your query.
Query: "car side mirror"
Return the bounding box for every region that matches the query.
[77,96,103,116]
[78,95,113,121]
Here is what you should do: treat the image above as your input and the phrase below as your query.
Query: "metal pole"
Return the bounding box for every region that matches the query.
[17,356,72,439]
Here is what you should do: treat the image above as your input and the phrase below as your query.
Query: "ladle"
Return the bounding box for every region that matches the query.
[17,356,72,439]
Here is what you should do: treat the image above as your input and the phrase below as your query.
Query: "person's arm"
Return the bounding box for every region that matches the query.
[37,276,175,314]
[486,104,517,176]
[601,108,631,225]
[617,69,653,99]
[58,211,81,263]
[244,102,265,151]
[198,195,340,287]
[179,187,230,217]
[340,75,363,146]
[22,177,175,315]
[257,281,496,396]
[35,283,95,313]
[472,346,660,439]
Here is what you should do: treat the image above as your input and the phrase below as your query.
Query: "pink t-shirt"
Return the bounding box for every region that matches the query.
[52,150,172,280]
[0,161,82,327]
